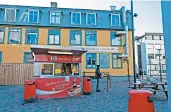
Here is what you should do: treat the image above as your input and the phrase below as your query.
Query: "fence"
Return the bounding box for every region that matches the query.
[83,71,112,92]
[0,64,34,85]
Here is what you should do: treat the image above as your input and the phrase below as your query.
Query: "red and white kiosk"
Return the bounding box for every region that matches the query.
[27,45,87,100]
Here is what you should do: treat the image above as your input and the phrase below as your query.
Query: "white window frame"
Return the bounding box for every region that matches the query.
[50,11,60,24]
[111,14,121,27]
[40,63,54,77]
[28,9,40,23]
[26,32,38,44]
[4,8,17,22]
[71,12,81,25]
[49,34,60,44]
[86,12,96,25]
[147,44,154,49]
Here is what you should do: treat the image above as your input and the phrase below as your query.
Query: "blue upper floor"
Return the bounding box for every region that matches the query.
[0,3,133,30]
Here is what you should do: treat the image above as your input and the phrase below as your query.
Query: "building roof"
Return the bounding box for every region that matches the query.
[135,32,163,40]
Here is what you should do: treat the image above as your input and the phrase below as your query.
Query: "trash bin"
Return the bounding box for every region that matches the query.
[128,90,155,112]
[24,80,36,102]
[83,77,92,95]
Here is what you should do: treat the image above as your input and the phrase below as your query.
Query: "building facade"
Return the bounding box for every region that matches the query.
[0,2,133,76]
[135,33,166,76]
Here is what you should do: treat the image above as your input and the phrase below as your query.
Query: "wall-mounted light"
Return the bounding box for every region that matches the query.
[48,51,73,55]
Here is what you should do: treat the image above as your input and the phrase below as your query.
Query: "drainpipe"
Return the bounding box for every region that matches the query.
[121,6,129,59]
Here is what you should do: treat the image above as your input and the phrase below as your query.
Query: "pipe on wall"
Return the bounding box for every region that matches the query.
[121,6,129,59]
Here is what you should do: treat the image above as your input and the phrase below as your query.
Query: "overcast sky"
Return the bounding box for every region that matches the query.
[0,0,163,36]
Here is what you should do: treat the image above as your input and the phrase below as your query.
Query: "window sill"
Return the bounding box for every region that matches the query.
[50,23,60,25]
[70,44,82,46]
[110,45,122,47]
[112,67,123,69]
[8,42,22,44]
[48,44,61,45]
[70,24,82,26]
[25,43,38,45]
[85,44,97,46]
[28,22,40,24]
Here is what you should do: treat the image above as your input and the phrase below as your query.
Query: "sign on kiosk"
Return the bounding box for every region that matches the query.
[35,55,81,63]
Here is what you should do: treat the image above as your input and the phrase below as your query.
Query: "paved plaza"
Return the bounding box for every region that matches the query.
[0,77,167,112]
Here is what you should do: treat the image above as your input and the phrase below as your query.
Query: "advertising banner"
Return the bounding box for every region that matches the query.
[34,77,81,99]
[35,55,81,63]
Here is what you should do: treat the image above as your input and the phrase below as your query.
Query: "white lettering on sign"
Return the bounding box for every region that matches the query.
[73,46,118,53]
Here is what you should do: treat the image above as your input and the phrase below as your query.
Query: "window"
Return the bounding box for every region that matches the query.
[41,63,54,75]
[86,53,96,68]
[110,32,122,46]
[149,64,156,70]
[85,31,97,46]
[86,13,96,25]
[24,52,34,63]
[71,12,81,25]
[163,55,165,59]
[155,44,161,49]
[25,29,38,44]
[48,30,60,45]
[148,54,154,59]
[8,28,22,44]
[155,54,161,59]
[156,65,160,71]
[99,53,110,68]
[112,54,122,68]
[146,35,152,40]
[0,28,5,44]
[162,64,166,70]
[153,35,160,40]
[147,44,154,49]
[50,11,60,24]
[111,14,120,27]
[70,30,82,45]
[0,51,2,63]
[28,10,39,23]
[162,64,166,73]
[161,35,164,40]
[4,8,16,22]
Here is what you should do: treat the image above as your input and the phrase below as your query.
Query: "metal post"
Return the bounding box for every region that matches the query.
[131,0,137,88]
[149,59,152,76]
[107,73,109,92]
[127,60,130,86]
[158,49,162,82]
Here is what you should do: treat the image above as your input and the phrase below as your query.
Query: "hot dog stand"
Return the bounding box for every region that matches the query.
[30,45,87,99]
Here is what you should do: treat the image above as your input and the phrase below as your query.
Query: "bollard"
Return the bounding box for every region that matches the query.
[128,90,155,112]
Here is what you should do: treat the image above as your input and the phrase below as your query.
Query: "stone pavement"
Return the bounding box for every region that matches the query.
[0,77,167,112]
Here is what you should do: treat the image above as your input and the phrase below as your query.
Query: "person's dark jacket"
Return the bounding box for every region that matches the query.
[95,68,101,78]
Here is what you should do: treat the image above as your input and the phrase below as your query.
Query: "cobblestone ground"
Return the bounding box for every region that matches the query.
[0,77,167,112]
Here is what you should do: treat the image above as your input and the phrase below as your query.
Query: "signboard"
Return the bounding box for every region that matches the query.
[35,55,81,63]
[73,46,118,52]
[34,77,81,99]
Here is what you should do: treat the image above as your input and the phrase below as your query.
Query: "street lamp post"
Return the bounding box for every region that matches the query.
[131,0,137,88]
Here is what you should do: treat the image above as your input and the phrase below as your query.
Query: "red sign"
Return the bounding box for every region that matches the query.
[34,77,81,99]
[35,55,81,63]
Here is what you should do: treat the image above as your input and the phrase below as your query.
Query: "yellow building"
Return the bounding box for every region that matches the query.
[0,3,134,76]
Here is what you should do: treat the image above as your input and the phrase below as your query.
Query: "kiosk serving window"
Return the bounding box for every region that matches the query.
[41,63,54,75]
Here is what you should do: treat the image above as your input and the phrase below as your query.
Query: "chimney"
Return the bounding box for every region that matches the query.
[110,5,116,11]
[50,2,57,8]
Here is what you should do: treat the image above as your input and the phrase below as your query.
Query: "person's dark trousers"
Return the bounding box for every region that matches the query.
[96,77,101,92]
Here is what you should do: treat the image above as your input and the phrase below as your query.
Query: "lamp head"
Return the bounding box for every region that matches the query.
[134,13,138,17]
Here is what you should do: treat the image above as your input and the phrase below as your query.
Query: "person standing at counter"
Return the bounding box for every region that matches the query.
[95,65,102,92]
